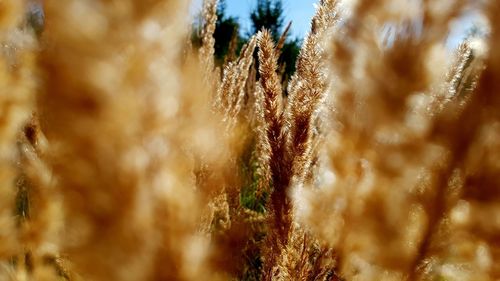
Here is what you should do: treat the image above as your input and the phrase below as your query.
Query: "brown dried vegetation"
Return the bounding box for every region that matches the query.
[0,0,499,280]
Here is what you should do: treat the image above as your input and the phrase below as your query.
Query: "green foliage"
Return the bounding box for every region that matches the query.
[239,141,269,214]
[192,0,301,78]
[192,0,243,65]
[249,0,300,79]
[249,0,284,41]
[280,39,301,83]
[214,0,242,64]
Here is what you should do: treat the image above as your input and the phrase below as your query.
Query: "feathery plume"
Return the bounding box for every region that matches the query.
[286,0,340,184]
[299,1,489,279]
[216,36,257,127]
[37,1,225,280]
[199,0,219,79]
[257,30,290,241]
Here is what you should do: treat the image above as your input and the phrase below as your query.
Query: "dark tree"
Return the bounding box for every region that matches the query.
[249,0,300,81]
[280,39,301,82]
[214,0,242,64]
[192,0,301,77]
[249,0,284,41]
[191,0,242,65]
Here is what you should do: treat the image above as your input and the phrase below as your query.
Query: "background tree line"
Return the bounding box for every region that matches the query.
[193,0,301,82]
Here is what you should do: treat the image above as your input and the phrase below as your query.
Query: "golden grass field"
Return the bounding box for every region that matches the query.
[0,0,499,280]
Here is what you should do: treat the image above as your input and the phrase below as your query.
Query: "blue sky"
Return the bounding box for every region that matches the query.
[190,0,486,48]
[191,0,317,39]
